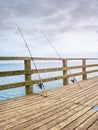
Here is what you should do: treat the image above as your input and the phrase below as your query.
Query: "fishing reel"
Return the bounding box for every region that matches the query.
[70,78,77,83]
[36,82,43,89]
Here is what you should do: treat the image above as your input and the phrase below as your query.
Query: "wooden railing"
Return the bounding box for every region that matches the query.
[0,57,98,95]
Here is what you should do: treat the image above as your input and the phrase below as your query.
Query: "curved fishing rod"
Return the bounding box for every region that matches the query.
[15,23,48,97]
[40,31,82,89]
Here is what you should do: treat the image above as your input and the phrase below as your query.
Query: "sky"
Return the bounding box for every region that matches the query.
[0,0,98,58]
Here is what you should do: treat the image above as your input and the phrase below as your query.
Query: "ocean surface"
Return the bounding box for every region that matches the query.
[0,60,98,100]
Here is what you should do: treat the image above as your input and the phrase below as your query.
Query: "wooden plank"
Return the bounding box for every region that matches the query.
[87,120,98,130]
[0,81,28,90]
[0,57,98,61]
[0,82,97,122]
[0,77,98,130]
[82,59,87,80]
[32,57,98,61]
[74,113,98,130]
[0,57,62,61]
[62,110,95,130]
[32,71,86,84]
[0,65,97,77]
[34,95,98,130]
[24,60,32,94]
[40,95,98,130]
[1,81,97,129]
[32,75,67,84]
[0,102,79,129]
[0,75,67,90]
[0,56,98,94]
[22,92,98,130]
[37,67,67,73]
[0,67,66,77]
[0,76,97,107]
[0,98,59,127]
[62,60,68,85]
[0,70,26,77]
[86,64,98,67]
[1,79,97,116]
[0,57,31,60]
[0,68,97,81]
[1,83,97,118]
[48,108,91,130]
[0,72,97,92]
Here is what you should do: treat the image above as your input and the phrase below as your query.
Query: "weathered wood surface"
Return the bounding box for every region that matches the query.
[0,67,97,90]
[0,76,98,130]
[0,57,98,95]
[82,59,87,80]
[0,65,98,77]
[0,56,98,60]
[63,60,68,85]
[24,59,32,95]
[0,67,67,77]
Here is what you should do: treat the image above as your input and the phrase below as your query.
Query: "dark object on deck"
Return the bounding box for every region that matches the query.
[37,82,43,89]
[92,106,98,112]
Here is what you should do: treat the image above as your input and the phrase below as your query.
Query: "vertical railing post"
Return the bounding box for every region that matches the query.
[62,59,68,85]
[24,59,32,95]
[82,59,87,80]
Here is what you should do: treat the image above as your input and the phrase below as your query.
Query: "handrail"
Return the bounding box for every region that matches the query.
[0,57,98,95]
[0,57,98,60]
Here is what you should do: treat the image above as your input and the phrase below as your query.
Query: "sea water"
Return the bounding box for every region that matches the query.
[0,60,98,100]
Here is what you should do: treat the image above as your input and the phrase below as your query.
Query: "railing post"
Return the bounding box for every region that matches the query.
[24,59,32,95]
[62,60,68,85]
[82,59,87,80]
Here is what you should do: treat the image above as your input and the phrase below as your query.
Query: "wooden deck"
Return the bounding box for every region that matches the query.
[0,77,98,130]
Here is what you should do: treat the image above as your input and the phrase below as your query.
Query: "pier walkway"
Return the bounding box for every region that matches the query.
[0,77,98,130]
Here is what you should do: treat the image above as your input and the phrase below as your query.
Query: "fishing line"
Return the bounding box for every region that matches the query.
[40,31,82,89]
[15,23,48,97]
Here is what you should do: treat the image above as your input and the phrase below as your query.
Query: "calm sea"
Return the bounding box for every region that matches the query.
[0,60,98,100]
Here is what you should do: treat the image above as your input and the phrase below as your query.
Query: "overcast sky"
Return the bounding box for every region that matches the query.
[0,0,98,58]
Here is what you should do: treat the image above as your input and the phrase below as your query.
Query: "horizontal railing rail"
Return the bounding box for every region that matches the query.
[0,57,98,60]
[0,57,98,95]
[0,66,98,77]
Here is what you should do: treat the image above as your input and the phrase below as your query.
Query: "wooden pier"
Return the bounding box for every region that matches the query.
[0,57,98,130]
[0,76,98,130]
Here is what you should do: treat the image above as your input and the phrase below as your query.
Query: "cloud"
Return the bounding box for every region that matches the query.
[0,0,98,31]
[0,0,98,57]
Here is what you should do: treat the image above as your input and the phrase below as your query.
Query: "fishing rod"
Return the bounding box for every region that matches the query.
[40,31,82,89]
[15,23,48,97]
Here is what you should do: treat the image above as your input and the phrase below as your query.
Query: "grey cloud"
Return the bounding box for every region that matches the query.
[70,0,98,19]
[42,0,98,33]
[0,0,57,18]
[0,0,98,34]
[0,0,98,57]
[77,25,98,32]
[0,0,57,32]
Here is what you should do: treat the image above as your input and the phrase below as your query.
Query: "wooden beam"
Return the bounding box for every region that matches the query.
[0,57,98,61]
[0,65,97,77]
[0,57,31,60]
[82,59,87,80]
[0,70,26,77]
[62,60,68,85]
[24,60,32,95]
[0,70,97,90]
[0,81,28,90]
[86,69,98,74]
[31,75,68,84]
[35,67,67,73]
